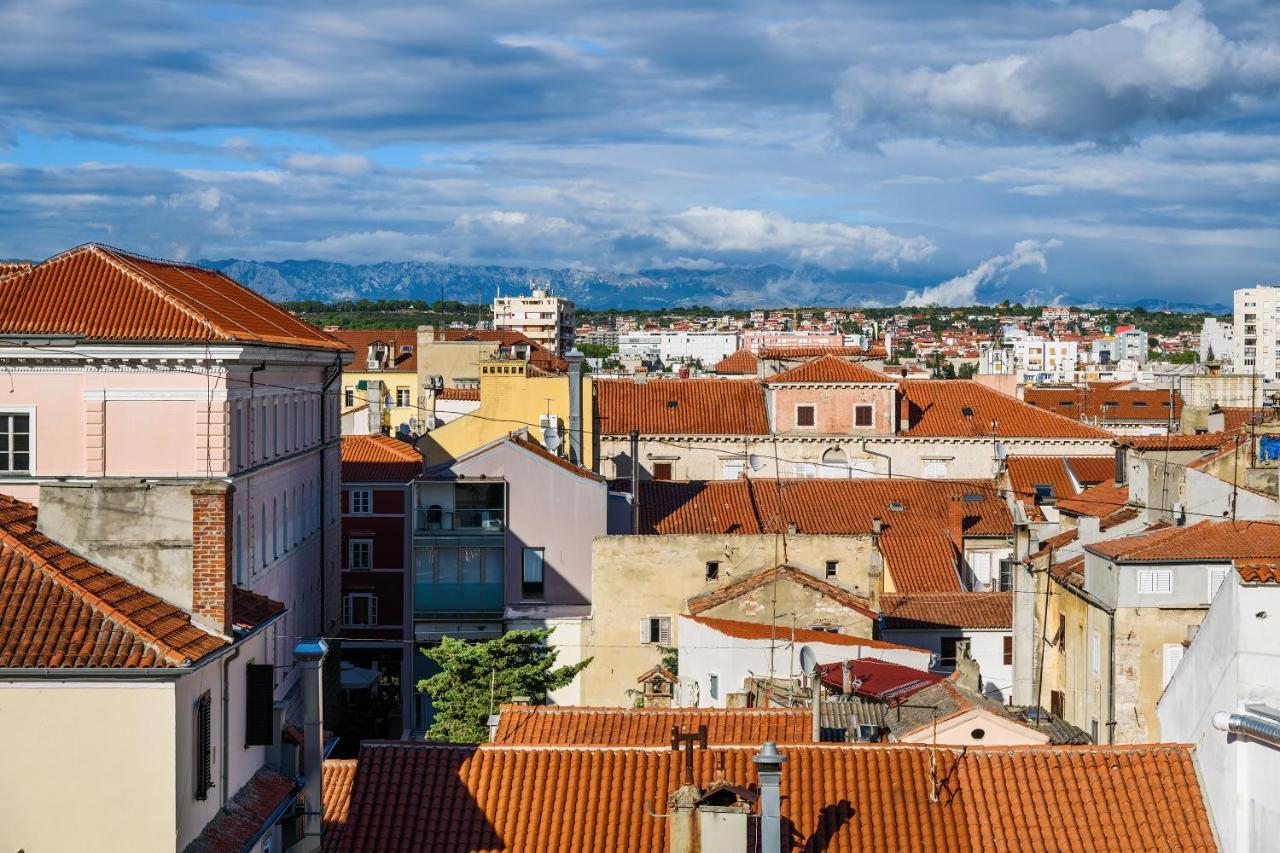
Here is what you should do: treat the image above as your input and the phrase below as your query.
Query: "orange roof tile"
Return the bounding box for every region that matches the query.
[438,388,480,401]
[231,585,286,631]
[877,532,963,592]
[322,759,357,853]
[880,592,1012,629]
[1237,560,1280,583]
[1065,455,1114,486]
[900,381,1112,439]
[1025,385,1183,422]
[328,329,417,372]
[0,245,346,350]
[689,614,912,650]
[1121,433,1235,451]
[760,346,874,358]
[1055,481,1129,517]
[712,348,758,375]
[186,769,298,853]
[0,493,227,667]
[340,434,422,482]
[596,379,768,435]
[685,566,876,620]
[509,435,605,482]
[433,328,568,372]
[1005,456,1077,519]
[1220,407,1267,431]
[323,742,1216,853]
[766,354,892,384]
[492,705,813,746]
[1088,519,1280,562]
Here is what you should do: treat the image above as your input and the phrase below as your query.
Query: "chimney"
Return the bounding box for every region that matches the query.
[191,483,234,635]
[667,784,700,853]
[952,639,981,693]
[1114,446,1128,487]
[752,742,787,853]
[1207,405,1225,433]
[947,497,966,551]
[567,348,584,465]
[1076,514,1102,546]
[294,638,329,853]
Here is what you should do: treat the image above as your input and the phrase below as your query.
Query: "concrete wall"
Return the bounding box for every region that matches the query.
[584,533,876,705]
[898,708,1048,746]
[880,627,1013,702]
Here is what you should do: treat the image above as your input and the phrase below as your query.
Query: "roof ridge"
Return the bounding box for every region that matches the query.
[89,245,222,340]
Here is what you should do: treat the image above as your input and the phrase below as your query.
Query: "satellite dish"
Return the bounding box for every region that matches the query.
[748,454,764,472]
[798,645,818,678]
[994,441,1007,463]
[542,427,562,452]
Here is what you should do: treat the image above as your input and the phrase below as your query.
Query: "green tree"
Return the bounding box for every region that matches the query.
[958,362,978,379]
[417,629,591,742]
[576,342,616,360]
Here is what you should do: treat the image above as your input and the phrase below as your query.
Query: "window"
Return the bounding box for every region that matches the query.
[1033,484,1055,504]
[853,404,873,428]
[1137,569,1173,595]
[1207,568,1227,602]
[343,593,378,626]
[194,691,213,800]
[825,560,839,579]
[344,387,355,407]
[641,616,671,644]
[522,547,545,598]
[923,459,949,478]
[1090,719,1099,743]
[652,462,673,481]
[721,459,745,479]
[1057,614,1067,652]
[705,561,720,582]
[1090,631,1101,677]
[0,412,32,473]
[1162,643,1185,689]
[350,489,372,514]
[792,462,817,478]
[796,405,816,427]
[234,513,244,585]
[260,504,267,567]
[282,492,289,552]
[1003,635,1013,666]
[939,636,963,668]
[396,387,411,407]
[1050,689,1065,719]
[349,539,373,570]
[272,498,279,559]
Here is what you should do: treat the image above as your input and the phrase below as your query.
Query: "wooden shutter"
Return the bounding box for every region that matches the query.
[245,664,275,747]
[1002,635,1013,666]
[195,692,213,800]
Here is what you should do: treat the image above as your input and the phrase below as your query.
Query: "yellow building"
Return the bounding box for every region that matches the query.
[332,329,420,435]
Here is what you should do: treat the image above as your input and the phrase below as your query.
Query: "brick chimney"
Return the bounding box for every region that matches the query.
[191,483,234,635]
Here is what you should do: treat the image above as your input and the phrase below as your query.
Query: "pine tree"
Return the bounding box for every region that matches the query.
[417,628,592,743]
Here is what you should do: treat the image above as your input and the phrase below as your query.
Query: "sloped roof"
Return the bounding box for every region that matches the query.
[1220,407,1266,431]
[340,434,422,482]
[883,677,1042,742]
[509,435,606,482]
[492,705,812,746]
[231,585,286,631]
[1087,520,1280,563]
[687,615,908,650]
[1055,480,1129,517]
[685,567,876,621]
[431,328,568,372]
[183,769,298,853]
[0,494,227,667]
[817,657,941,700]
[1025,385,1183,423]
[0,244,346,350]
[322,741,1215,853]
[760,346,874,358]
[596,379,768,435]
[1121,433,1235,451]
[328,329,417,372]
[1066,455,1114,486]
[712,348,758,375]
[899,381,1112,439]
[438,388,480,401]
[766,354,891,384]
[1237,560,1280,583]
[880,592,1013,630]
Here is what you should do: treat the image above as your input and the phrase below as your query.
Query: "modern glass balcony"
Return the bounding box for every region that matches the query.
[413,543,504,616]
[415,507,505,533]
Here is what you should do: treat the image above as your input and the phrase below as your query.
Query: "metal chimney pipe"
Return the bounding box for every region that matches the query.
[811,665,821,743]
[567,348,584,464]
[1213,710,1280,748]
[294,637,329,852]
[630,429,640,534]
[753,741,787,852]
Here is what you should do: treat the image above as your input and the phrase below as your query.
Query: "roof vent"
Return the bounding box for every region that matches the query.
[888,501,905,512]
[666,400,679,409]
[962,493,984,503]
[961,406,974,417]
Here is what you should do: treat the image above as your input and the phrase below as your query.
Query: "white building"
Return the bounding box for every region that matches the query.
[879,592,1015,702]
[493,286,576,355]
[618,331,740,366]
[979,335,1079,383]
[1159,565,1280,853]
[1234,285,1280,379]
[1090,327,1148,366]
[1200,317,1233,365]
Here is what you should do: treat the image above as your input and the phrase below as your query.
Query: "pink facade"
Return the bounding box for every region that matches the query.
[743,331,844,352]
[771,385,896,434]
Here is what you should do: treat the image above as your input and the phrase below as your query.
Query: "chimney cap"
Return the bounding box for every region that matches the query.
[752,740,787,772]
[293,637,329,663]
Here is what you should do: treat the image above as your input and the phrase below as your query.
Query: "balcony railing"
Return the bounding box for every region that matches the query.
[413,580,505,614]
[415,508,505,533]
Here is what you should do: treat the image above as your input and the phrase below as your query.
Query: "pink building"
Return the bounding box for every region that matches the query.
[742,330,844,353]
[767,355,898,438]
[0,244,352,699]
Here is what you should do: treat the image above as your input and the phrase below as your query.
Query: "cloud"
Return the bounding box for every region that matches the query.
[651,206,936,267]
[900,238,1061,306]
[835,1,1280,146]
[282,153,374,176]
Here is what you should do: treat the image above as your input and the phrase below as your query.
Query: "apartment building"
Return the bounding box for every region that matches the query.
[1234,285,1280,378]
[331,329,419,436]
[493,285,576,355]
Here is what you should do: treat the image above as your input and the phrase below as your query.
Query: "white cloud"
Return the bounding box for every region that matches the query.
[900,238,1061,306]
[282,153,374,176]
[835,1,1280,146]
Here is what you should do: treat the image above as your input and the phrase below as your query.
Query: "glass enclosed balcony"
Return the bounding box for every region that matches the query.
[413,544,504,615]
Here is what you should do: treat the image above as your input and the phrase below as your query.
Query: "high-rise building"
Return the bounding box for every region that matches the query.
[1233,285,1280,378]
[1199,317,1233,365]
[493,285,576,355]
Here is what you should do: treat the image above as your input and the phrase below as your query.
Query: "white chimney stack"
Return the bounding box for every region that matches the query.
[293,637,329,853]
[753,741,786,852]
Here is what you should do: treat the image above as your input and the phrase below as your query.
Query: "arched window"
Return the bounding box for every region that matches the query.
[260,504,267,567]
[282,492,289,552]
[272,497,279,559]
[234,512,244,584]
[820,447,850,478]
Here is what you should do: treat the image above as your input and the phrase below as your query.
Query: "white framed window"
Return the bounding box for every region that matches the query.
[1162,643,1184,689]
[1207,567,1227,602]
[350,489,372,514]
[721,459,746,479]
[0,410,33,474]
[522,547,545,599]
[396,387,411,407]
[792,462,817,478]
[343,593,378,626]
[923,459,949,478]
[349,539,373,570]
[853,403,874,428]
[641,616,671,644]
[1137,569,1173,595]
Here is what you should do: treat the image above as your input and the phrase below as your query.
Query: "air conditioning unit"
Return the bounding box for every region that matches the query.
[366,357,381,370]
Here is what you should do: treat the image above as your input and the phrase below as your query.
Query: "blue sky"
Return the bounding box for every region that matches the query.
[1,0,1279,305]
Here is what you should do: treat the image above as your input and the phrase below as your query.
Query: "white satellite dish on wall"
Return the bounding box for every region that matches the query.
[799,645,818,678]
[543,427,562,452]
[748,454,764,472]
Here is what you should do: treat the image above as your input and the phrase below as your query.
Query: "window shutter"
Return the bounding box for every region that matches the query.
[1207,568,1227,601]
[659,617,671,645]
[1155,570,1173,594]
[1163,643,1185,688]
[244,664,275,746]
[641,618,651,644]
[1137,571,1154,594]
[1002,635,1013,666]
[194,692,213,800]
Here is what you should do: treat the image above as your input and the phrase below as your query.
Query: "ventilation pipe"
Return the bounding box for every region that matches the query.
[1213,709,1280,748]
[294,637,329,853]
[753,742,786,853]
[567,348,584,465]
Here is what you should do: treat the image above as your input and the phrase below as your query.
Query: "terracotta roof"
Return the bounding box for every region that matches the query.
[340,434,422,482]
[0,494,227,667]
[713,348,758,375]
[322,741,1215,853]
[0,244,346,350]
[432,328,568,372]
[183,769,298,853]
[1237,560,1280,583]
[509,435,606,482]
[686,566,876,620]
[437,388,480,401]
[1121,433,1235,451]
[322,759,357,853]
[1049,554,1086,587]
[492,705,812,746]
[328,329,417,372]
[877,532,963,592]
[687,615,910,650]
[1055,481,1129,517]
[1220,406,1267,431]
[880,592,1013,629]
[1088,520,1280,563]
[0,261,32,276]
[899,381,1112,439]
[1025,385,1183,423]
[596,379,768,435]
[231,585,286,631]
[817,657,942,699]
[765,354,891,384]
[1066,455,1114,486]
[1005,456,1081,520]
[760,346,874,359]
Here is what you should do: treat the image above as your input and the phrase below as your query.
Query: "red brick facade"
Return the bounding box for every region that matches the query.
[192,484,234,634]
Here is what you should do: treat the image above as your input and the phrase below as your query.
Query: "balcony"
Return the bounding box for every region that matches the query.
[413,542,504,616]
[415,507,505,534]
[413,579,505,614]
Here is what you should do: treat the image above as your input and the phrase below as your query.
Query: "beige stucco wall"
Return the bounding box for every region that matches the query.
[583,533,875,705]
[1113,606,1204,743]
[0,681,178,852]
[1031,573,1113,743]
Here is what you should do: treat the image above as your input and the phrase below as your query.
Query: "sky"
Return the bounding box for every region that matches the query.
[2,0,1279,305]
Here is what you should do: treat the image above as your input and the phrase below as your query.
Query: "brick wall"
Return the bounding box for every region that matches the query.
[192,484,234,634]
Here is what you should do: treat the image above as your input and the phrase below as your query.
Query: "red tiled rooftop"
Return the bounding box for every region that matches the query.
[1087,520,1280,562]
[510,434,605,482]
[432,328,568,372]
[328,328,417,372]
[340,434,422,482]
[1121,433,1236,451]
[1055,480,1129,517]
[492,705,813,746]
[438,388,480,401]
[899,381,1112,439]
[818,657,941,699]
[0,493,227,667]
[185,769,298,853]
[766,354,891,384]
[712,348,758,375]
[0,244,347,350]
[880,592,1013,630]
[760,346,874,358]
[1237,560,1280,584]
[1025,385,1183,422]
[231,585,286,631]
[687,614,909,649]
[596,379,768,435]
[322,741,1216,853]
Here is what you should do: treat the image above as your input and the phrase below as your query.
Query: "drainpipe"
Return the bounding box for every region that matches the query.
[861,439,891,478]
[567,348,584,465]
[753,741,786,852]
[220,643,243,810]
[1213,709,1280,747]
[630,429,640,534]
[294,637,329,853]
[1106,609,1116,743]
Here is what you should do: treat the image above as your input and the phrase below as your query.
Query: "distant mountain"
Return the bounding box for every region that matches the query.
[201,258,1228,312]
